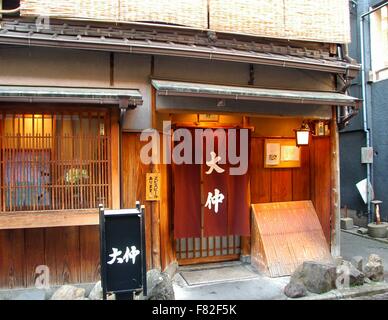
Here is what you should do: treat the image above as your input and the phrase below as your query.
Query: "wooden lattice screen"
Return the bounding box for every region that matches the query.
[0,110,111,212]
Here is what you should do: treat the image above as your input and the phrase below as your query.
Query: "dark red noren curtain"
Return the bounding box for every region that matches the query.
[228,173,250,236]
[228,129,250,236]
[173,127,250,239]
[173,163,201,238]
[173,129,201,239]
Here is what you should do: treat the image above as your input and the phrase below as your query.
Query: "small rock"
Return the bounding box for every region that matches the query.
[50,285,86,300]
[88,281,103,300]
[337,261,364,287]
[144,269,175,300]
[284,280,307,298]
[364,254,384,282]
[357,227,369,235]
[351,256,363,272]
[341,217,354,230]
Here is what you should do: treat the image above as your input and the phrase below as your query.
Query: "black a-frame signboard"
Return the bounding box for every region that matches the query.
[99,202,147,300]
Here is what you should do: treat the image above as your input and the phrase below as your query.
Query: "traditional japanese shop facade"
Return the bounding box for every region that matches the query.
[0,16,360,287]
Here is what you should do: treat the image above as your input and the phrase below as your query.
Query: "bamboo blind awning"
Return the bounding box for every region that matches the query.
[0,85,143,106]
[152,80,360,107]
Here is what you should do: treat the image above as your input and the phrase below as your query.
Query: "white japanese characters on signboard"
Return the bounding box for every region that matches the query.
[107,246,140,265]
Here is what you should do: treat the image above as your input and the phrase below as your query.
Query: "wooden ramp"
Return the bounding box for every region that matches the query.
[251,201,333,277]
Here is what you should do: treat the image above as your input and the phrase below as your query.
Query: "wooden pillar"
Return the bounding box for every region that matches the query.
[110,108,120,209]
[330,107,341,256]
[150,87,162,270]
[241,116,251,257]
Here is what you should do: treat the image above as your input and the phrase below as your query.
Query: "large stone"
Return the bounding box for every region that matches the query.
[50,285,86,300]
[284,280,307,298]
[144,269,175,300]
[293,261,337,294]
[88,281,103,300]
[364,254,385,282]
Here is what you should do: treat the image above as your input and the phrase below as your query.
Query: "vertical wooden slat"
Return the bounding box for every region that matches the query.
[61,113,65,210]
[292,145,311,201]
[31,114,35,212]
[0,112,4,212]
[271,169,293,202]
[52,114,57,210]
[45,227,81,285]
[79,112,83,210]
[80,225,100,283]
[250,138,271,203]
[24,228,45,287]
[10,114,14,212]
[0,229,25,288]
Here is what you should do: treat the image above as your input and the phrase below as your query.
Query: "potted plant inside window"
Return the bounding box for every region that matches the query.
[65,168,89,207]
[368,200,388,238]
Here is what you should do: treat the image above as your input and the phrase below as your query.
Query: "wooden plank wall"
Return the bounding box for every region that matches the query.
[310,137,332,245]
[0,226,100,288]
[121,132,174,271]
[122,133,153,271]
[250,136,331,244]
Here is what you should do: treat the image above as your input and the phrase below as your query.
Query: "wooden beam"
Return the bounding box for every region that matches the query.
[0,210,98,230]
[110,108,120,209]
[330,107,341,256]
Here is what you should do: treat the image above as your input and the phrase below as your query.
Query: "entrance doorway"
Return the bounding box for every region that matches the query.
[173,127,249,265]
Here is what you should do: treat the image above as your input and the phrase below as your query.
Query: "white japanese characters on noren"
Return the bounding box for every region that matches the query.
[205,151,225,174]
[107,246,140,265]
[204,151,226,214]
[204,188,225,213]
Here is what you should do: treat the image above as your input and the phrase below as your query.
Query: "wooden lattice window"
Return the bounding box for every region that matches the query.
[0,110,111,212]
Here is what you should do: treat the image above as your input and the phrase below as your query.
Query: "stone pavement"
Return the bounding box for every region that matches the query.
[173,262,289,300]
[172,231,388,300]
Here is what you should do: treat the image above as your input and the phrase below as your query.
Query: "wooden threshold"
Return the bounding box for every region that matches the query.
[177,254,240,266]
[0,209,99,230]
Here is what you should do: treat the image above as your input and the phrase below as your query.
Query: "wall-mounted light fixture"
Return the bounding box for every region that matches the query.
[295,122,310,146]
